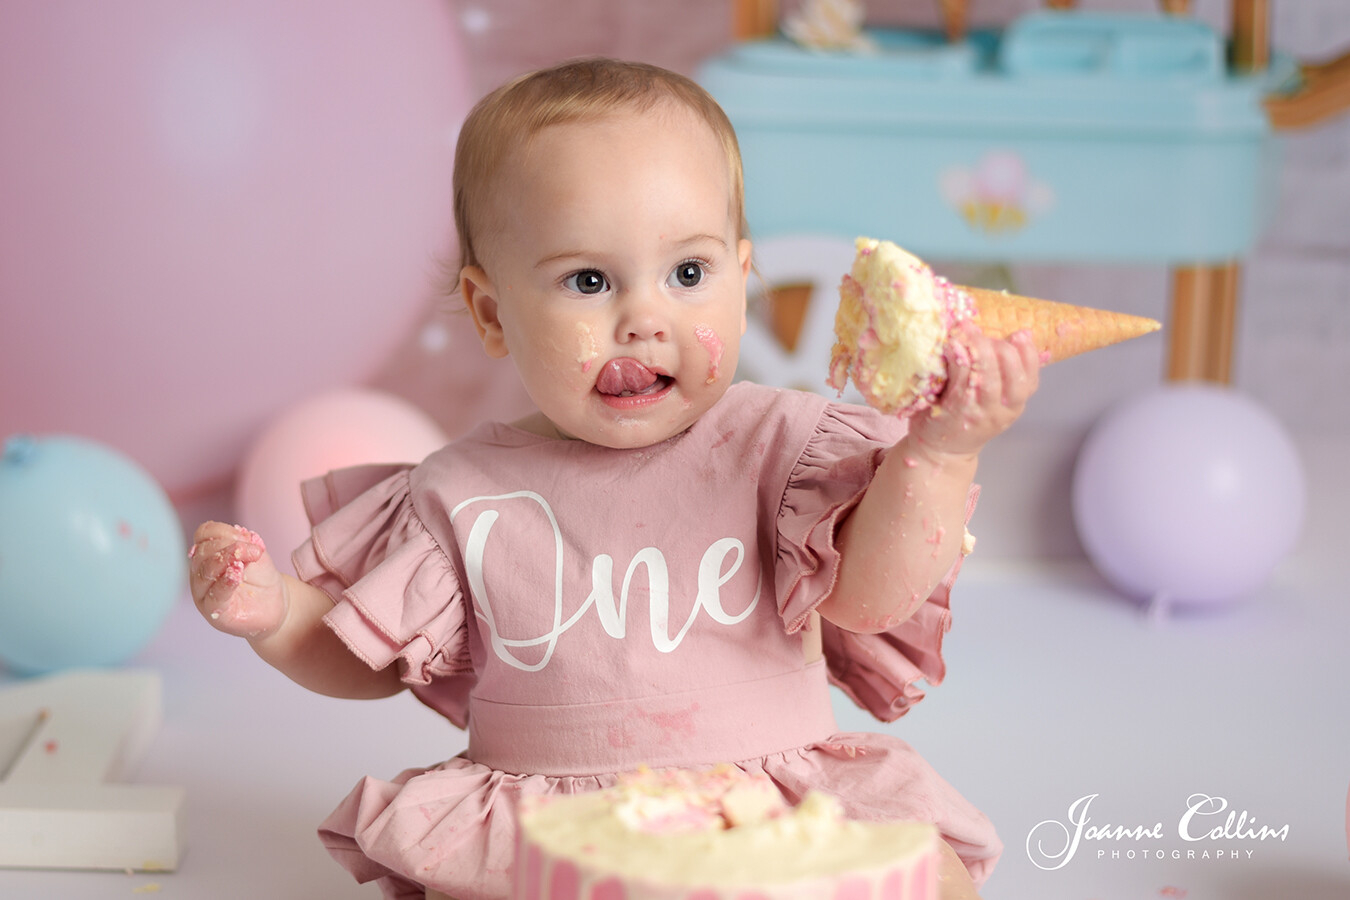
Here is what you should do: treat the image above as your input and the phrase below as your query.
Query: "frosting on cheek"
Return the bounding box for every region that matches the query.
[693,325,724,384]
[576,323,599,373]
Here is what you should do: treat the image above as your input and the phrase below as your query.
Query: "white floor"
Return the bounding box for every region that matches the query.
[855,559,1350,900]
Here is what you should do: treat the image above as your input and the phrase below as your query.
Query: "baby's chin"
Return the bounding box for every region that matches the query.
[568,390,723,449]
[576,417,694,450]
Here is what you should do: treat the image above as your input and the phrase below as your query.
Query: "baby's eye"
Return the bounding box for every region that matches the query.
[669,261,705,289]
[565,270,609,295]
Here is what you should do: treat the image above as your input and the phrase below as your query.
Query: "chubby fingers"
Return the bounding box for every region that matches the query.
[943,323,1004,413]
[935,325,1043,433]
[998,329,1042,409]
[940,323,976,411]
[189,522,266,606]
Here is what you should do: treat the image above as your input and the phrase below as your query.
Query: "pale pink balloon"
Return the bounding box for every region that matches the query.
[234,388,447,573]
[0,1,470,497]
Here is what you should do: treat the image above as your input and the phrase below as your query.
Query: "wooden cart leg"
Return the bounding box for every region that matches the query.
[734,0,778,39]
[1231,0,1271,73]
[1167,262,1240,384]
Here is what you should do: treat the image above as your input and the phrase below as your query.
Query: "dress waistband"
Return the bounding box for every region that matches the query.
[466,662,838,777]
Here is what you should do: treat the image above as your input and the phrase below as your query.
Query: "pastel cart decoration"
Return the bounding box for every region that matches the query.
[0,435,185,674]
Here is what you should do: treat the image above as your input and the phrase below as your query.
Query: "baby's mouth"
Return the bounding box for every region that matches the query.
[595,358,672,397]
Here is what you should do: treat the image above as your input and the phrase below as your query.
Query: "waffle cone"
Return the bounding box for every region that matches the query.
[962,287,1161,364]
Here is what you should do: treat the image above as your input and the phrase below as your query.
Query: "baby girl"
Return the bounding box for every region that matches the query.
[189,58,1040,900]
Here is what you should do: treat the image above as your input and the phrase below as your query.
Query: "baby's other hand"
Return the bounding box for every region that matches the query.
[188,522,286,640]
[909,324,1040,460]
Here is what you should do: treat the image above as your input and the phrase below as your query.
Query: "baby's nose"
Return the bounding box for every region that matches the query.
[615,290,669,342]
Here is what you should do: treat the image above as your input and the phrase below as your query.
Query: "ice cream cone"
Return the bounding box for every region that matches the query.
[962,287,1162,364]
[828,236,1163,417]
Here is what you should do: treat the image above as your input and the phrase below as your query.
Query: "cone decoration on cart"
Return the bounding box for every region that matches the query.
[828,237,1161,416]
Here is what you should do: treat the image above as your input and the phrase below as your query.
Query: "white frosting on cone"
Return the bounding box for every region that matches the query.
[828,237,973,416]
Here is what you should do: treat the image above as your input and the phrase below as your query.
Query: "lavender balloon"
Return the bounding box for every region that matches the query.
[1072,384,1305,611]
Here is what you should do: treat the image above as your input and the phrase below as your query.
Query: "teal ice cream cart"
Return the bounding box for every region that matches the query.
[699,10,1300,380]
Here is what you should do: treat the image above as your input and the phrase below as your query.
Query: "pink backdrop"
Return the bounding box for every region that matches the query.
[0,0,477,499]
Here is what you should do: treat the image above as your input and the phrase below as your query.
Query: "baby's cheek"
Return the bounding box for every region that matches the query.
[575,322,600,373]
[693,324,724,384]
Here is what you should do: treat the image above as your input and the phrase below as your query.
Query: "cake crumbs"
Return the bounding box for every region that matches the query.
[222,561,244,586]
[927,525,947,558]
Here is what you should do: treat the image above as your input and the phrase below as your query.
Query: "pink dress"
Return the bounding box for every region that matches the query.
[293,382,1001,900]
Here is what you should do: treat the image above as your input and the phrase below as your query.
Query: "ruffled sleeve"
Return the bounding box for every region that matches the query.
[774,403,979,723]
[292,465,475,727]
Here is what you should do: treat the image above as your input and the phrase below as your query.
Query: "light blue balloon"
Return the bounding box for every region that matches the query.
[0,435,186,674]
[1072,385,1306,609]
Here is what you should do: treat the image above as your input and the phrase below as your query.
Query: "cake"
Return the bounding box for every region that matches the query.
[513,766,938,900]
[828,236,1161,416]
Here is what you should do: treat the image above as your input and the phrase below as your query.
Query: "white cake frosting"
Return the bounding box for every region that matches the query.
[513,766,938,900]
[828,237,975,417]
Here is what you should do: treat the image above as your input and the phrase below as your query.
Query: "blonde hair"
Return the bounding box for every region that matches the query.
[452,57,747,277]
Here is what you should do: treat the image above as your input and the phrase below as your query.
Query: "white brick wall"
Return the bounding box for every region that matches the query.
[1249,0,1350,437]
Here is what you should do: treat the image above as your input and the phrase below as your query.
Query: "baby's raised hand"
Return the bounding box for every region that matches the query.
[188,522,286,640]
[909,324,1040,460]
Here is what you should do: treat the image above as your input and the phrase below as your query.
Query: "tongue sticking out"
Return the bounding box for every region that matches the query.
[596,358,660,396]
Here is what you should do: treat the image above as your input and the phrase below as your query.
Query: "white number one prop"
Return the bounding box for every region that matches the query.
[0,670,184,871]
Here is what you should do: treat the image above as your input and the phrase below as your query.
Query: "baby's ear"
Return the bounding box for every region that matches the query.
[460,266,509,359]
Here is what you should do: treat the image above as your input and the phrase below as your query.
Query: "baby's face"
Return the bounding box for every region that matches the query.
[464,102,752,449]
